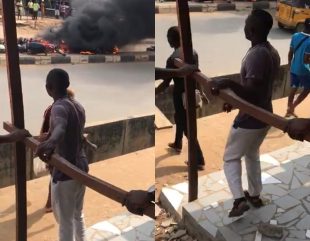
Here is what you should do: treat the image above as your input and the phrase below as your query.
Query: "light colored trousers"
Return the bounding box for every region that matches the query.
[51,179,86,241]
[223,126,269,199]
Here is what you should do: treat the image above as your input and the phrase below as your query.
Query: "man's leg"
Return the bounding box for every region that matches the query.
[244,127,269,198]
[172,94,184,149]
[52,180,77,241]
[286,73,299,117]
[292,76,310,112]
[74,181,86,241]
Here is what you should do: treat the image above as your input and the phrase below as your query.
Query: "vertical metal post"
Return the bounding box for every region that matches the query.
[2,0,27,240]
[176,0,198,201]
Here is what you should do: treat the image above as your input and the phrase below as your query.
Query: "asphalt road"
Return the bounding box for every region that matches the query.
[156,11,293,77]
[0,62,154,134]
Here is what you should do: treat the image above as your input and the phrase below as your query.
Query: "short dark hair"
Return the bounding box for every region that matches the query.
[249,9,273,37]
[167,26,180,43]
[46,68,70,92]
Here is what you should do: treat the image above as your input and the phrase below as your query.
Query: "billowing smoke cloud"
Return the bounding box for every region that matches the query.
[42,0,154,53]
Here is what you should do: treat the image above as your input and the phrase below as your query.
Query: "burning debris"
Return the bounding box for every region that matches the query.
[41,0,154,54]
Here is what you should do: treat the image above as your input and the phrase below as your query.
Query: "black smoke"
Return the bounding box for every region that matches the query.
[42,0,154,53]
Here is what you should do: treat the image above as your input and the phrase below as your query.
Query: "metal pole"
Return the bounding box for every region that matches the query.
[1,0,27,240]
[176,0,198,202]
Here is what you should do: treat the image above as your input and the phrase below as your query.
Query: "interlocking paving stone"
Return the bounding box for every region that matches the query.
[266,165,292,184]
[302,200,310,213]
[306,230,310,238]
[296,215,310,230]
[294,155,310,168]
[161,143,310,241]
[197,190,230,207]
[294,171,310,185]
[252,204,277,223]
[218,226,242,241]
[289,187,310,200]
[289,229,306,239]
[261,172,282,185]
[162,188,184,211]
[199,219,218,237]
[244,233,256,241]
[274,195,300,210]
[202,209,221,224]
[277,206,305,224]
[291,176,302,189]
[262,184,288,196]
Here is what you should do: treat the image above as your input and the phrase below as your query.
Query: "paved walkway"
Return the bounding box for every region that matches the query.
[160,142,310,240]
[0,148,154,241]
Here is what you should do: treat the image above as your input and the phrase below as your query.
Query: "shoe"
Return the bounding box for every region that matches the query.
[184,160,205,171]
[168,143,182,153]
[45,207,52,213]
[244,190,264,208]
[228,199,250,217]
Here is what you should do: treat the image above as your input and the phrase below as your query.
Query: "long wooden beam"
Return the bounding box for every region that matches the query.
[1,1,27,240]
[174,59,310,141]
[176,0,198,202]
[4,122,128,204]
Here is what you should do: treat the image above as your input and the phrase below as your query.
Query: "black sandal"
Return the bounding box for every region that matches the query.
[228,198,249,217]
[244,191,264,208]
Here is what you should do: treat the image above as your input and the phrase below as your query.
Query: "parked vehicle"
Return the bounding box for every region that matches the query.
[27,42,47,55]
[276,0,310,32]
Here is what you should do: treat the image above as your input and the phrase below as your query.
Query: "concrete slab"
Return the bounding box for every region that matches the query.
[159,144,310,241]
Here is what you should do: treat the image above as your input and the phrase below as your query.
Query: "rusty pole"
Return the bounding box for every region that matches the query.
[176,0,198,202]
[1,1,27,240]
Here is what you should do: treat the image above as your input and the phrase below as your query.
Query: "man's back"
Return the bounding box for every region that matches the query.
[291,32,310,76]
[166,48,198,94]
[50,98,88,182]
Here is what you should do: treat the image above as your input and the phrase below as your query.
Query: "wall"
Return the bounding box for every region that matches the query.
[0,114,154,187]
[155,65,291,123]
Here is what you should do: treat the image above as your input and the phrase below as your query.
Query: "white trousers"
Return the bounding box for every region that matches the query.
[223,126,269,199]
[51,179,86,241]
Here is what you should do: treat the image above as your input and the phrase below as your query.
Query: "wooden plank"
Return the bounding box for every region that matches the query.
[173,59,310,140]
[155,106,173,130]
[1,1,27,240]
[4,122,128,205]
[176,0,198,202]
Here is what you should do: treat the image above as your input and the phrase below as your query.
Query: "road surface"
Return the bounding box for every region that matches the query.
[0,62,154,134]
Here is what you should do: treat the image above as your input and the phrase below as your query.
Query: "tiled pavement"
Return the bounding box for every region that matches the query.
[86,212,154,241]
[159,141,310,241]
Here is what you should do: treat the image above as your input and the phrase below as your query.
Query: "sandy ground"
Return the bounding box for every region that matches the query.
[0,148,154,241]
[0,17,62,39]
[155,96,310,199]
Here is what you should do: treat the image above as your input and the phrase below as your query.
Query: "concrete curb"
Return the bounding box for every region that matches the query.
[0,52,155,65]
[155,1,276,13]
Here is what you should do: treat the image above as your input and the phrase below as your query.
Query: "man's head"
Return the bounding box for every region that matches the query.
[167,26,180,48]
[45,68,70,98]
[244,9,273,41]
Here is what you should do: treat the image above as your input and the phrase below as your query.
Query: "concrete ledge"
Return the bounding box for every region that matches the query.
[156,64,291,124]
[155,1,274,13]
[120,54,136,62]
[88,55,106,63]
[84,114,155,162]
[253,1,270,9]
[0,52,154,65]
[51,56,71,64]
[19,56,35,65]
[0,114,154,188]
[217,3,236,11]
